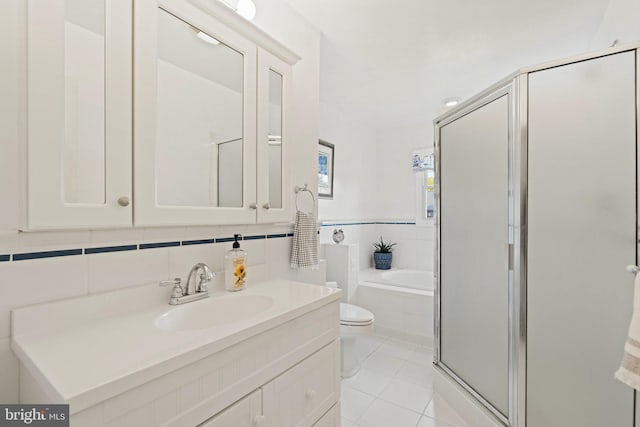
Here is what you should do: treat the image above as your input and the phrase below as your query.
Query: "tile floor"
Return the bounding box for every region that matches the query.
[340,335,467,427]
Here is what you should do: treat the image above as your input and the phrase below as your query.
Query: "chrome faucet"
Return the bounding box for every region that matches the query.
[159,263,215,305]
[186,263,214,295]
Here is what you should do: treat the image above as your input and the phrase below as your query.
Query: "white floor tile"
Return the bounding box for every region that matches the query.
[377,338,416,360]
[358,398,422,427]
[417,415,458,427]
[341,385,376,422]
[341,336,466,427]
[341,418,355,427]
[342,368,392,396]
[395,360,434,388]
[362,334,387,349]
[379,378,433,414]
[407,346,434,367]
[424,394,468,426]
[361,351,405,377]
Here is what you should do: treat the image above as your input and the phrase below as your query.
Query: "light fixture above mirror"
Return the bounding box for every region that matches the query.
[443,97,461,107]
[220,0,256,21]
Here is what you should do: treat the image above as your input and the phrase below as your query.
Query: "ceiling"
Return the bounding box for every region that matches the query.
[284,0,616,130]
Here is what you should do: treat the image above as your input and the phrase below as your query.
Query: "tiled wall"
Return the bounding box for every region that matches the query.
[319,221,434,272]
[319,220,434,344]
[0,223,297,403]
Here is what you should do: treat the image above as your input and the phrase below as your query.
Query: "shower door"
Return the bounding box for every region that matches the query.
[436,88,513,423]
[527,50,636,427]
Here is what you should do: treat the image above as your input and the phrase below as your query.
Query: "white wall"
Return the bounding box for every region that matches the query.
[0,0,320,404]
[317,110,434,272]
[375,124,433,220]
[591,0,640,48]
[318,101,379,221]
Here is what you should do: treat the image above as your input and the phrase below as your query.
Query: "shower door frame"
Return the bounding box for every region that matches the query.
[433,76,527,427]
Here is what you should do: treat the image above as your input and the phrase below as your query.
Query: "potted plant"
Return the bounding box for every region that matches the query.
[373,236,396,270]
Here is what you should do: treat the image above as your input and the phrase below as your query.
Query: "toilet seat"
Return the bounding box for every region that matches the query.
[340,303,374,326]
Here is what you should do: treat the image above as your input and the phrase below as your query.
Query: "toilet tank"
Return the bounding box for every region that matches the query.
[322,243,359,303]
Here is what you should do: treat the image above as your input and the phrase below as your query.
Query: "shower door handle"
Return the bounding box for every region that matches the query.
[507,244,514,272]
[626,265,639,275]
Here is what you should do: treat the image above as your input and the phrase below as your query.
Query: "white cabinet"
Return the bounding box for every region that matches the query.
[262,339,340,427]
[199,390,263,427]
[202,340,340,427]
[48,300,342,426]
[24,0,132,230]
[256,47,294,223]
[133,0,299,226]
[22,0,299,229]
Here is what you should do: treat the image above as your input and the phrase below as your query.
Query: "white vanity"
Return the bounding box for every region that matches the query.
[12,281,341,426]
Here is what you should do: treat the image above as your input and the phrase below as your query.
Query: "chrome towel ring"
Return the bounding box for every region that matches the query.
[294,184,316,214]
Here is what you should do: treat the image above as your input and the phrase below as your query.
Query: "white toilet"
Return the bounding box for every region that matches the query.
[322,243,376,378]
[339,302,374,378]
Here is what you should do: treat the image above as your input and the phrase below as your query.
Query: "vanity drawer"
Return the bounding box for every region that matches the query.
[313,403,340,427]
[262,339,340,427]
[199,389,262,427]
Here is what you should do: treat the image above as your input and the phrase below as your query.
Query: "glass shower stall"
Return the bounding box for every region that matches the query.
[434,46,639,427]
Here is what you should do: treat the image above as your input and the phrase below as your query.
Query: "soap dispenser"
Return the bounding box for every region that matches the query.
[225,234,247,292]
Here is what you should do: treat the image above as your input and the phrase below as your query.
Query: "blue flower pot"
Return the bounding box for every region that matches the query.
[374,252,392,270]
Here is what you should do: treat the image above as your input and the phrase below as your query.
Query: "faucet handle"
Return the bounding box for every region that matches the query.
[161,278,184,305]
[159,277,182,287]
[197,270,215,293]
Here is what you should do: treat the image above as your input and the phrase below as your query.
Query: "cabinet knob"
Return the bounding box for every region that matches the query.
[305,388,316,399]
[262,202,270,210]
[249,203,257,210]
[117,196,130,207]
[252,415,265,426]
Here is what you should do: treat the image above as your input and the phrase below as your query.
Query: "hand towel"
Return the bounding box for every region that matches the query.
[290,211,318,270]
[615,271,640,389]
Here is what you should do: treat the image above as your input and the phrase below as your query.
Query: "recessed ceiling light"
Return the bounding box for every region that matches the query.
[443,97,461,107]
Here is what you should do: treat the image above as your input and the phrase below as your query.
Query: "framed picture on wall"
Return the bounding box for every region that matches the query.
[318,140,334,199]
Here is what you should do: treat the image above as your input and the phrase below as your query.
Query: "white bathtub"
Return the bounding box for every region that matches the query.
[359,268,434,292]
[355,268,434,345]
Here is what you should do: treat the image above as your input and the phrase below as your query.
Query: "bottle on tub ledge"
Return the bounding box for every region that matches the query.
[225,234,247,292]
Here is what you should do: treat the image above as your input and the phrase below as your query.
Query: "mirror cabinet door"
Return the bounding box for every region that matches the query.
[134,0,257,225]
[257,48,292,223]
[26,0,132,229]
[155,8,243,208]
[267,70,284,210]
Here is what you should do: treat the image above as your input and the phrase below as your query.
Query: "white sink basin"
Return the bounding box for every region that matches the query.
[155,294,274,331]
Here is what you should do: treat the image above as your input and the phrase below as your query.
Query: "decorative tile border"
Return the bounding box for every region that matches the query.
[320,221,417,227]
[216,237,236,243]
[181,239,215,246]
[84,245,138,255]
[243,235,266,241]
[139,241,181,250]
[13,249,83,261]
[4,234,291,263]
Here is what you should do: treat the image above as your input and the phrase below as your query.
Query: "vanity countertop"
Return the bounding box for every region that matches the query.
[11,280,341,413]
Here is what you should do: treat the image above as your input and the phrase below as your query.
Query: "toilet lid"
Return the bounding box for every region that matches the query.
[340,303,374,325]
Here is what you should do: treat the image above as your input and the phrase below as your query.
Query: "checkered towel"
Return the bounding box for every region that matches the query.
[616,272,640,390]
[290,211,318,270]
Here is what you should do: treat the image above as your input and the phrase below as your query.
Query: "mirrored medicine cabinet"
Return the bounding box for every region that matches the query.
[136,0,298,226]
[23,0,299,230]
